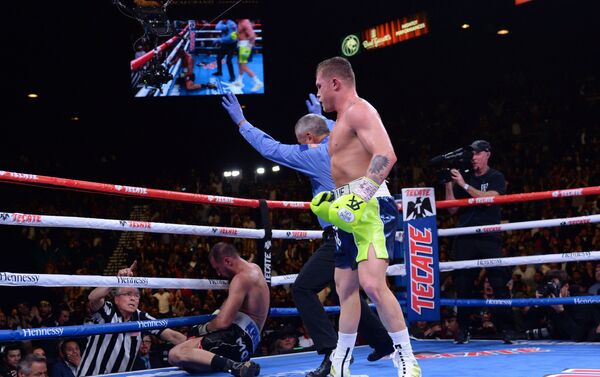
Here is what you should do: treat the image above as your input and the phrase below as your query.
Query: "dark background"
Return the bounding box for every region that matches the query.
[4,0,600,183]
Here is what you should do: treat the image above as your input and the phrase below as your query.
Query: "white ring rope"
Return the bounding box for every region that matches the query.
[3,251,598,289]
[438,250,600,272]
[438,214,600,237]
[2,212,597,241]
[0,272,228,289]
[0,212,322,240]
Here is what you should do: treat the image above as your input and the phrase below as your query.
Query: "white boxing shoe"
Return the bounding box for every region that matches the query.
[392,345,421,377]
[251,81,264,92]
[328,350,351,377]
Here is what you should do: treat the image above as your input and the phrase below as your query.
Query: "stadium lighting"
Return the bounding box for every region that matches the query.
[256,167,265,175]
[272,165,280,172]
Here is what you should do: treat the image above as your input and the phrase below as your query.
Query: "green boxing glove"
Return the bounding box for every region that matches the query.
[310,191,334,222]
[328,177,379,233]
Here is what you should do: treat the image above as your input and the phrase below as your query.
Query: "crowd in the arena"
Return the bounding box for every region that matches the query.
[1,72,600,375]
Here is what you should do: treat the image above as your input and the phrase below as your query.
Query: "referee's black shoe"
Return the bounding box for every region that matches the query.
[502,329,517,344]
[454,329,471,344]
[306,354,331,377]
[367,345,395,362]
[306,353,355,377]
[231,361,260,377]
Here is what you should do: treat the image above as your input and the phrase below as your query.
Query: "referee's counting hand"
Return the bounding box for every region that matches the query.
[118,260,137,277]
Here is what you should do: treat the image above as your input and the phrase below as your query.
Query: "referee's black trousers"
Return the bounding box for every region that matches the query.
[452,236,514,332]
[292,230,393,355]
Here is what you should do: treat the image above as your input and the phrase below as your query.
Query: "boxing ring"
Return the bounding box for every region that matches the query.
[0,170,599,377]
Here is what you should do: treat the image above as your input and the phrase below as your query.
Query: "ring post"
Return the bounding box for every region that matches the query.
[257,199,272,287]
[401,188,440,323]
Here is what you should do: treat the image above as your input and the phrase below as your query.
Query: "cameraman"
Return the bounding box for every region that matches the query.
[444,140,515,344]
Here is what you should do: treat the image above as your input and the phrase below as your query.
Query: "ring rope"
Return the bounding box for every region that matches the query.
[1,210,596,243]
[130,26,189,71]
[1,170,598,210]
[2,251,598,289]
[440,296,600,307]
[434,186,600,209]
[0,212,322,239]
[438,214,600,237]
[0,271,291,289]
[0,170,267,209]
[0,272,229,290]
[438,250,600,272]
[3,294,599,343]
[0,315,209,342]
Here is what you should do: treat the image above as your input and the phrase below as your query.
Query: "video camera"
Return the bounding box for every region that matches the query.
[536,279,561,298]
[429,147,473,184]
[141,56,173,91]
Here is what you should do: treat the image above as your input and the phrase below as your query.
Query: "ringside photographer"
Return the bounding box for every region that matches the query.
[523,273,600,342]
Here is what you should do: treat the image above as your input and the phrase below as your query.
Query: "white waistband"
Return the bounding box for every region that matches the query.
[333,178,391,199]
[238,40,250,47]
[234,312,261,351]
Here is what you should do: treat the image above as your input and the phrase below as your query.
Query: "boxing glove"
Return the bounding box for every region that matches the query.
[189,322,210,338]
[310,191,334,222]
[328,177,379,233]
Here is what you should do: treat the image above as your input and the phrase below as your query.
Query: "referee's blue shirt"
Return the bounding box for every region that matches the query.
[239,121,334,229]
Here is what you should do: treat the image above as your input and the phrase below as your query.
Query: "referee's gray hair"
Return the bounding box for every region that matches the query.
[17,354,46,376]
[294,114,330,138]
[111,286,140,298]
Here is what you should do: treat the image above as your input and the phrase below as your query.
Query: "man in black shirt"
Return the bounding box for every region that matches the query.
[444,140,514,344]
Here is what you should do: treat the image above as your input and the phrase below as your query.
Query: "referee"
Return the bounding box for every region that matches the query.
[77,261,186,376]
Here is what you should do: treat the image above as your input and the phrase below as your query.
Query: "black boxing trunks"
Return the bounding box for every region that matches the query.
[199,312,260,362]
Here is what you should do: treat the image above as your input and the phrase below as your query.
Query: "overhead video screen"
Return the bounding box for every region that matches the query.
[131,18,265,97]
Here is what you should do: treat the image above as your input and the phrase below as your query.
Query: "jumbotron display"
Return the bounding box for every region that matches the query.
[131,18,264,97]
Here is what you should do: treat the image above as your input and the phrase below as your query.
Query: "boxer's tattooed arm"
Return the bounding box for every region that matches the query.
[367,155,391,183]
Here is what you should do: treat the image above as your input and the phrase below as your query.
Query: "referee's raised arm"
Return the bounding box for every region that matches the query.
[88,261,137,313]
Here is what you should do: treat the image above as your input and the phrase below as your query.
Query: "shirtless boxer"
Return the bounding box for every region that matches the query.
[168,242,268,377]
[232,19,263,92]
[310,56,421,377]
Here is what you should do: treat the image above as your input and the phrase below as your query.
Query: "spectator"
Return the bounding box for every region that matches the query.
[132,336,161,370]
[297,324,314,349]
[29,349,44,359]
[1,343,23,377]
[269,326,298,355]
[152,288,172,318]
[17,355,47,377]
[36,302,53,327]
[588,263,600,295]
[49,340,81,377]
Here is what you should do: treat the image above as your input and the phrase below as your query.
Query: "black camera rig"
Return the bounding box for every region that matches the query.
[430,147,473,184]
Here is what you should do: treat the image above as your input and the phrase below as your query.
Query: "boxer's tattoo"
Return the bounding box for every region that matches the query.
[368,155,390,176]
